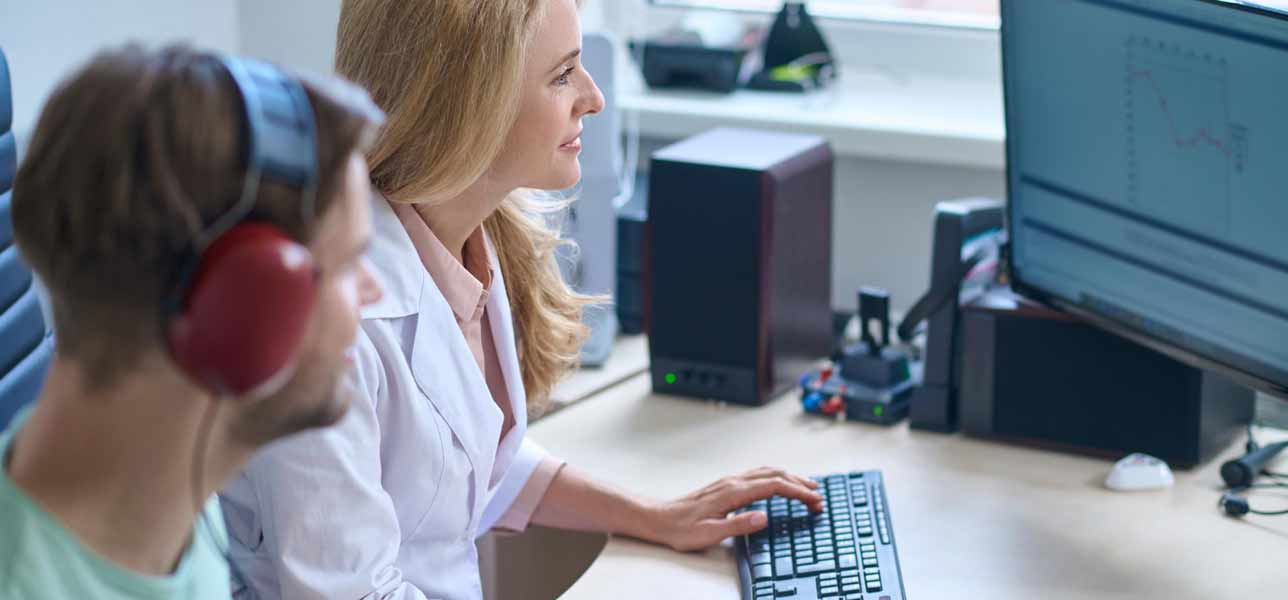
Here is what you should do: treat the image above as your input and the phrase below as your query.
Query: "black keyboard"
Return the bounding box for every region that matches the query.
[735,470,905,600]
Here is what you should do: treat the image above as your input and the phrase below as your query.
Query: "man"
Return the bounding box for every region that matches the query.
[0,45,384,598]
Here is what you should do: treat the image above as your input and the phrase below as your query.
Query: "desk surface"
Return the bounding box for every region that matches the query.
[529,373,1288,599]
[547,335,649,412]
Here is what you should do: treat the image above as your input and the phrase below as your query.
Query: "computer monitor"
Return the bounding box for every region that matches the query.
[1002,0,1288,400]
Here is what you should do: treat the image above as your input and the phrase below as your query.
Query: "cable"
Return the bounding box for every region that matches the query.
[1220,481,1288,517]
[894,245,991,343]
[1218,421,1288,518]
[1243,422,1288,479]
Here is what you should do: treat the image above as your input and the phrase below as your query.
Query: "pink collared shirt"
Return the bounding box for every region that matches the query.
[391,201,564,532]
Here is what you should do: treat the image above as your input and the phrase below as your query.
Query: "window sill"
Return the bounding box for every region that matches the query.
[604,2,1006,170]
[620,65,1005,170]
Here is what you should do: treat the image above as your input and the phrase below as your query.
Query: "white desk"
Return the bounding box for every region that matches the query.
[529,373,1288,599]
[546,335,650,413]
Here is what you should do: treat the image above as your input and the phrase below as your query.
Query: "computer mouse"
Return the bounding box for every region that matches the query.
[1105,452,1174,491]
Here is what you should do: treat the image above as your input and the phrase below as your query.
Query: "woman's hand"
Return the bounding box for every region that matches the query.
[642,467,824,552]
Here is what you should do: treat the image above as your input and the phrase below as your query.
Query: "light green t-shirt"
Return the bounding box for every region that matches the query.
[0,408,232,599]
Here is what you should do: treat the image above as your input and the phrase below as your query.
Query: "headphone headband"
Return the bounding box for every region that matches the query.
[218,56,317,187]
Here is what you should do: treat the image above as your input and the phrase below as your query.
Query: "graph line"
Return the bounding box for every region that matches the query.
[1128,68,1230,156]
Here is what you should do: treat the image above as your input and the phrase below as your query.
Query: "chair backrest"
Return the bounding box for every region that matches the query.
[558,32,622,365]
[0,47,54,431]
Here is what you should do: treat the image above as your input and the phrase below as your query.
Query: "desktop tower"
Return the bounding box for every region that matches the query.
[646,128,833,406]
[958,289,1255,468]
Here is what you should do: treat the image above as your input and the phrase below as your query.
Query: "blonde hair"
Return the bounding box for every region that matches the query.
[337,0,594,409]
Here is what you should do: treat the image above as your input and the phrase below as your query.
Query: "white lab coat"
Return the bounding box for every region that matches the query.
[220,193,550,600]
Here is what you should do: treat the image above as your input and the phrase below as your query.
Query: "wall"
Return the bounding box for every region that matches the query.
[0,0,240,152]
[236,0,342,76]
[235,0,610,76]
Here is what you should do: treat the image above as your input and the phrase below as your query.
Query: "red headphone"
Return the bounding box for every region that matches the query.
[165,57,320,398]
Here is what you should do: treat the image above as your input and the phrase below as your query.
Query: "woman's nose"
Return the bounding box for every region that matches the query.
[580,73,605,116]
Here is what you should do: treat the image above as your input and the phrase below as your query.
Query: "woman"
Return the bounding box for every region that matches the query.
[220,1,824,598]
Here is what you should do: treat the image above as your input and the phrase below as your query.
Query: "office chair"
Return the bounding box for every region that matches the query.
[0,47,54,431]
[558,31,624,367]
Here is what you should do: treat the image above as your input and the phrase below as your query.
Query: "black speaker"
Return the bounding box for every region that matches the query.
[647,128,833,406]
[958,289,1254,468]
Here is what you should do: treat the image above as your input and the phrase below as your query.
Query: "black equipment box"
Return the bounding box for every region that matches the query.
[958,288,1254,468]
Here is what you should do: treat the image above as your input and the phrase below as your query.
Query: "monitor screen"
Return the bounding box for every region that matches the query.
[1003,0,1288,398]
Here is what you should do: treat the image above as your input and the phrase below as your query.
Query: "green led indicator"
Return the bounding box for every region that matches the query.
[665,373,677,384]
[873,405,884,417]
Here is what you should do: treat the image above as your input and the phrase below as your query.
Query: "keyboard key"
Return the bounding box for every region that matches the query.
[740,472,900,600]
[797,560,836,575]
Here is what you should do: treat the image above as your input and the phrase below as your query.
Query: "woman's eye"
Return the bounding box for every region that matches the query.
[555,65,575,86]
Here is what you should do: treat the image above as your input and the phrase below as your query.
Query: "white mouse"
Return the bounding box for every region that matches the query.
[1105,452,1174,491]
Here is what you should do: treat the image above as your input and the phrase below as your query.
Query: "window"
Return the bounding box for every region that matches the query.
[648,0,999,30]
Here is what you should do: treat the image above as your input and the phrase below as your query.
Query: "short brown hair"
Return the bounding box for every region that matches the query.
[12,45,384,386]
